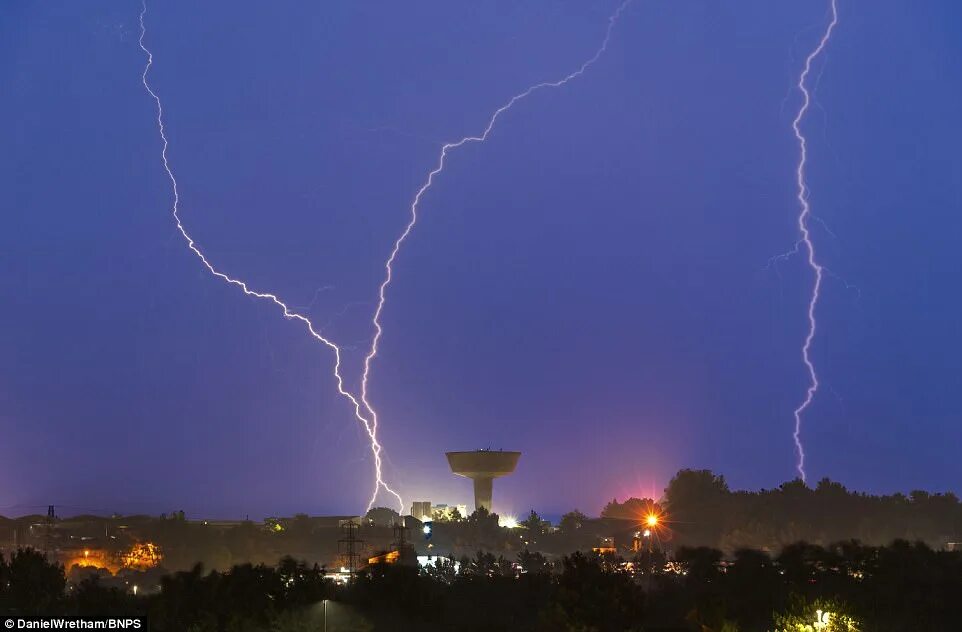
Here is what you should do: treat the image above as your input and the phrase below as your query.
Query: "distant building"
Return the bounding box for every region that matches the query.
[592,537,616,554]
[417,555,460,572]
[187,519,250,532]
[368,550,401,565]
[323,568,353,585]
[277,515,361,530]
[431,504,468,522]
[410,502,432,522]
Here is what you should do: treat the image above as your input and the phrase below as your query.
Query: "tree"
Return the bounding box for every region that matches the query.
[777,542,824,588]
[494,555,514,578]
[465,506,497,527]
[465,550,497,577]
[601,497,660,521]
[547,551,644,630]
[773,596,861,632]
[665,469,729,547]
[4,549,66,614]
[364,506,400,528]
[420,556,458,583]
[723,548,782,631]
[559,510,588,534]
[274,557,329,608]
[73,576,138,617]
[517,549,551,575]
[519,509,545,534]
[675,546,722,585]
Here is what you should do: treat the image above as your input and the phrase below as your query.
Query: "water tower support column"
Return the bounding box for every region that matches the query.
[473,477,494,512]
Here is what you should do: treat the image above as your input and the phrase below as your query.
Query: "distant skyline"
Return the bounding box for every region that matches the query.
[2,0,961,518]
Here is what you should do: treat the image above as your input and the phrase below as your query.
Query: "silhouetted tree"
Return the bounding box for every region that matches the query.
[465,550,497,577]
[517,549,550,575]
[544,551,644,631]
[72,576,139,617]
[364,506,400,528]
[519,509,545,534]
[420,556,458,583]
[723,548,782,630]
[558,509,588,535]
[665,469,729,547]
[601,496,660,522]
[3,549,66,614]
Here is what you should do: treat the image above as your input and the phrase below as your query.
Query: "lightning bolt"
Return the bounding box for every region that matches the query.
[138,0,630,513]
[790,0,838,483]
[359,0,634,462]
[138,0,402,513]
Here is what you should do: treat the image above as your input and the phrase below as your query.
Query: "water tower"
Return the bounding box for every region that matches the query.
[446,450,521,512]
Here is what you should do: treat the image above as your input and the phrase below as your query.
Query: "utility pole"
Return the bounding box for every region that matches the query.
[338,520,363,581]
[44,505,55,555]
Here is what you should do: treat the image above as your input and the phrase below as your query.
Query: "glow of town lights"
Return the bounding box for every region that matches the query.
[498,515,519,529]
[789,0,839,483]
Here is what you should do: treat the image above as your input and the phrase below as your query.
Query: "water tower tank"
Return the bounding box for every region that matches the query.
[446,450,521,513]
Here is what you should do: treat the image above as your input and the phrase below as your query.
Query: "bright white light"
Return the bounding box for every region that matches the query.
[422,524,432,535]
[814,610,832,631]
[498,515,519,529]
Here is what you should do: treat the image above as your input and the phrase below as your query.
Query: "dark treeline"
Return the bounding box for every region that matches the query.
[3,539,961,631]
[4,469,959,574]
[614,469,962,550]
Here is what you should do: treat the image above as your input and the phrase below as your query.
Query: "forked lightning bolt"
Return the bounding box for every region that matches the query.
[790,0,838,483]
[138,0,402,512]
[359,0,633,459]
[139,0,630,512]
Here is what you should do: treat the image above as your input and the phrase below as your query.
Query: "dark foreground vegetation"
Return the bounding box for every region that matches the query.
[2,539,961,631]
[4,470,961,575]
[655,469,962,550]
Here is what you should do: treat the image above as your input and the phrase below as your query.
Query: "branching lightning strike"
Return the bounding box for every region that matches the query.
[138,0,630,512]
[138,0,402,512]
[359,0,633,455]
[790,0,838,483]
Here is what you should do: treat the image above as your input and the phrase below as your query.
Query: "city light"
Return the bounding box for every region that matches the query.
[814,610,831,631]
[121,542,162,570]
[498,515,519,529]
[645,514,658,528]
